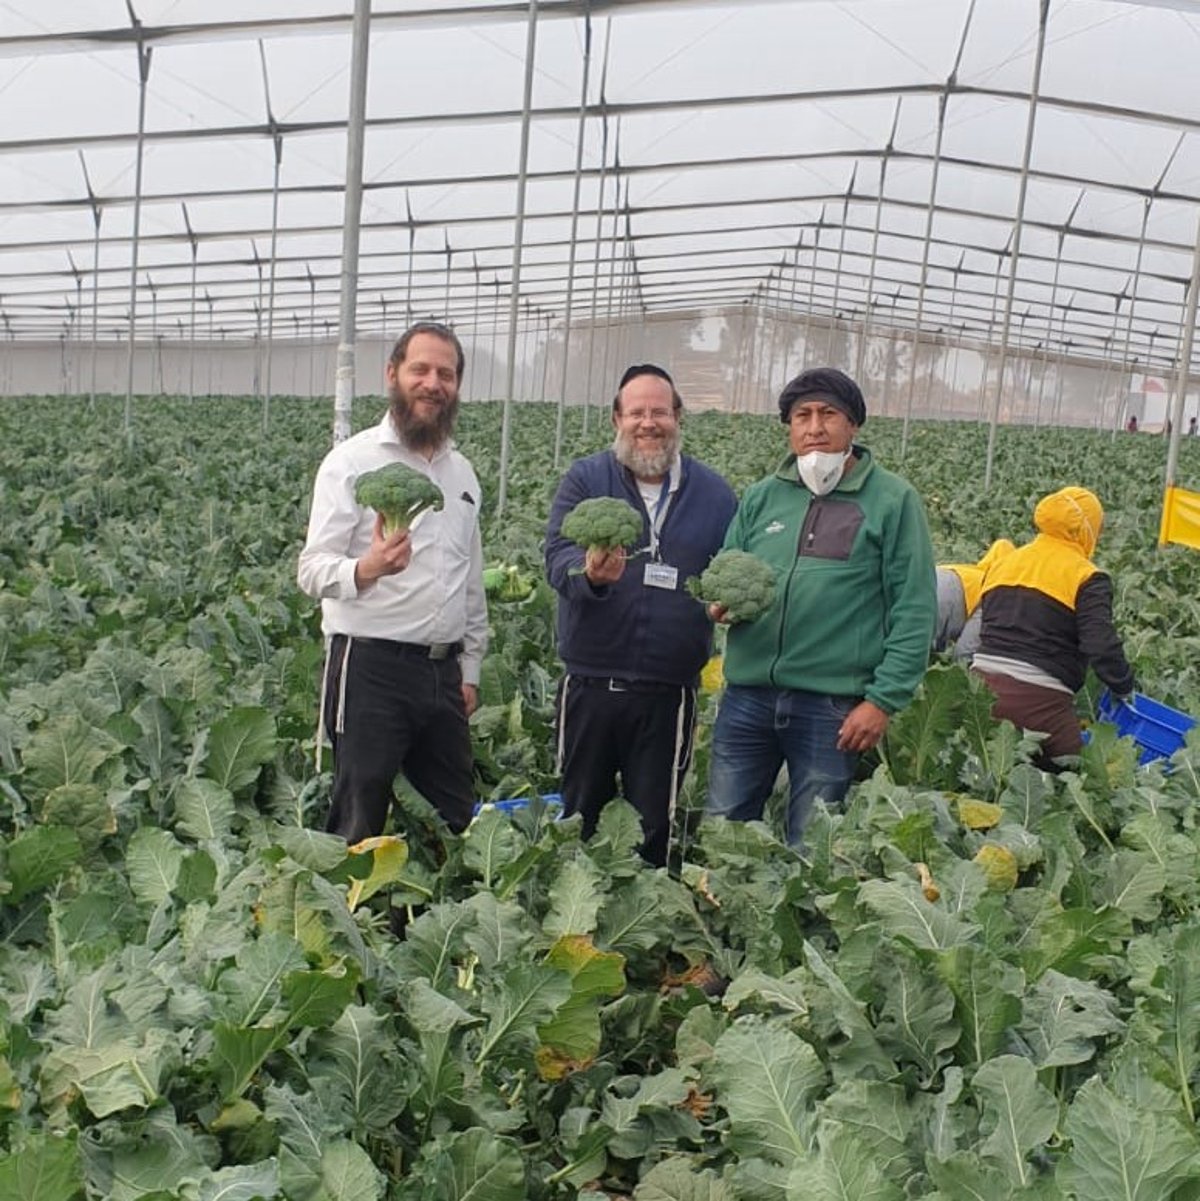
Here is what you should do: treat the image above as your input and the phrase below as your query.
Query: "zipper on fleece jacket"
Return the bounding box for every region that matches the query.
[767,493,818,687]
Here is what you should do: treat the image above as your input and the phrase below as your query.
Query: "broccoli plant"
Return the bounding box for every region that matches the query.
[560,496,644,552]
[355,462,444,537]
[483,564,536,602]
[687,548,775,623]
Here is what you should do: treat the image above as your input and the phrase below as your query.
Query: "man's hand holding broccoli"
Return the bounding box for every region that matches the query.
[559,496,644,586]
[353,463,444,589]
[687,549,776,624]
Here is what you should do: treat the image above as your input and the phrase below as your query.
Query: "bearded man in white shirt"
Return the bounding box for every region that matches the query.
[298,321,487,843]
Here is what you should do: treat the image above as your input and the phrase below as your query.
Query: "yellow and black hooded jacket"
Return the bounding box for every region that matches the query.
[978,487,1135,695]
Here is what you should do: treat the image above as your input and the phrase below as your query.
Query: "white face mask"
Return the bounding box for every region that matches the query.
[797,449,850,496]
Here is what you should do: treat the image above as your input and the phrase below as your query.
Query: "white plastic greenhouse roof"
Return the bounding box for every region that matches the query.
[2,0,1200,379]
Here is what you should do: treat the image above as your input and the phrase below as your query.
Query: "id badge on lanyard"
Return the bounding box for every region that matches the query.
[643,481,677,590]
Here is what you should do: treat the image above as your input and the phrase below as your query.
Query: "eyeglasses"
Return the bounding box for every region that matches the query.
[619,408,676,422]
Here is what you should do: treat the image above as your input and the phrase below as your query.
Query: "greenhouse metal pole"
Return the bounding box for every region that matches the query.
[600,135,624,400]
[79,153,102,406]
[540,308,552,402]
[123,5,152,444]
[306,265,317,397]
[332,0,372,446]
[259,42,283,431]
[404,192,416,324]
[442,232,453,320]
[205,291,215,394]
[1163,217,1200,503]
[182,204,199,402]
[943,252,964,414]
[825,165,856,365]
[554,4,593,468]
[583,68,612,434]
[983,0,1050,490]
[488,277,500,398]
[785,233,804,378]
[496,0,540,518]
[855,99,901,385]
[902,1,974,455]
[471,253,482,401]
[250,241,265,398]
[67,254,83,395]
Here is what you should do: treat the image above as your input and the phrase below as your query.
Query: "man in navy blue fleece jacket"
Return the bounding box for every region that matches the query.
[545,364,737,865]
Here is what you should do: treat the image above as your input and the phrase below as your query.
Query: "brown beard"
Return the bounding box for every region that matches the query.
[388,380,459,452]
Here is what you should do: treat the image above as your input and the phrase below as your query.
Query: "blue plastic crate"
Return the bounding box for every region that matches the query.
[473,793,562,816]
[1097,690,1196,764]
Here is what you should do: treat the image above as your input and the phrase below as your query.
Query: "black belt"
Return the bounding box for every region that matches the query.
[338,634,464,661]
[574,675,683,694]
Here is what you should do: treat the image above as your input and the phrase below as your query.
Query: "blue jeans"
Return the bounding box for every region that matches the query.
[706,685,859,846]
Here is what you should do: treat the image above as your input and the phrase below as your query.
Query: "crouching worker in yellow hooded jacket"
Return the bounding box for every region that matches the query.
[934,538,1016,659]
[971,486,1135,767]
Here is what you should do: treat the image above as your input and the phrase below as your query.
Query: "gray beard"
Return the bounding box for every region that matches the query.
[613,428,680,480]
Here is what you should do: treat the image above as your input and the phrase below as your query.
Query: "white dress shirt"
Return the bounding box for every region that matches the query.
[297,411,488,684]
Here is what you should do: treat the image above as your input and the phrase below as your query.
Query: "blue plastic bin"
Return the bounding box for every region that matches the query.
[473,793,562,816]
[1097,690,1196,764]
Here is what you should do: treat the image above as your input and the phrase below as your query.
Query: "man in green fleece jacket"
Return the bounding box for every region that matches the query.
[705,367,936,846]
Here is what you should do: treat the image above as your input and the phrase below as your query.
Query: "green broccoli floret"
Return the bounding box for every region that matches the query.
[560,496,644,551]
[687,549,776,623]
[355,463,444,537]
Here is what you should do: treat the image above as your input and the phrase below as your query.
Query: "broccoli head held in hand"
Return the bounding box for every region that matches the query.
[560,496,644,552]
[687,549,776,623]
[355,463,444,537]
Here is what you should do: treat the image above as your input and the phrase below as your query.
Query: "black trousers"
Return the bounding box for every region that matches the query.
[555,675,697,867]
[322,635,474,843]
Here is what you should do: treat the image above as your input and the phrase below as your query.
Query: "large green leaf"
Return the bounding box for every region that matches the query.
[935,945,1023,1066]
[1093,849,1167,923]
[20,713,124,798]
[1017,969,1124,1069]
[0,1132,84,1201]
[194,1160,280,1201]
[784,1122,905,1201]
[5,826,83,904]
[971,1055,1058,1188]
[307,1004,413,1134]
[633,1157,733,1200]
[803,942,896,1080]
[174,775,236,842]
[203,706,276,793]
[1057,1076,1200,1199]
[463,806,523,890]
[543,856,604,938]
[125,826,186,905]
[819,1080,917,1178]
[709,1017,825,1168]
[879,663,969,787]
[924,1151,1015,1201]
[872,948,960,1083]
[314,1140,385,1201]
[463,892,534,972]
[857,879,979,950]
[403,1129,524,1201]
[217,932,307,1025]
[474,961,571,1068]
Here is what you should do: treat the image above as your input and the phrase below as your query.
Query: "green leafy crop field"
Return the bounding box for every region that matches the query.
[4,395,1200,1200]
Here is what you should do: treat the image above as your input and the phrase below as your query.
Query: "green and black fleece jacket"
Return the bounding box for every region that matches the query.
[721,446,937,715]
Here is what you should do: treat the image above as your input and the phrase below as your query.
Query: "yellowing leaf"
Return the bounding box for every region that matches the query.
[975,844,1019,892]
[957,798,1002,830]
[345,835,409,912]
